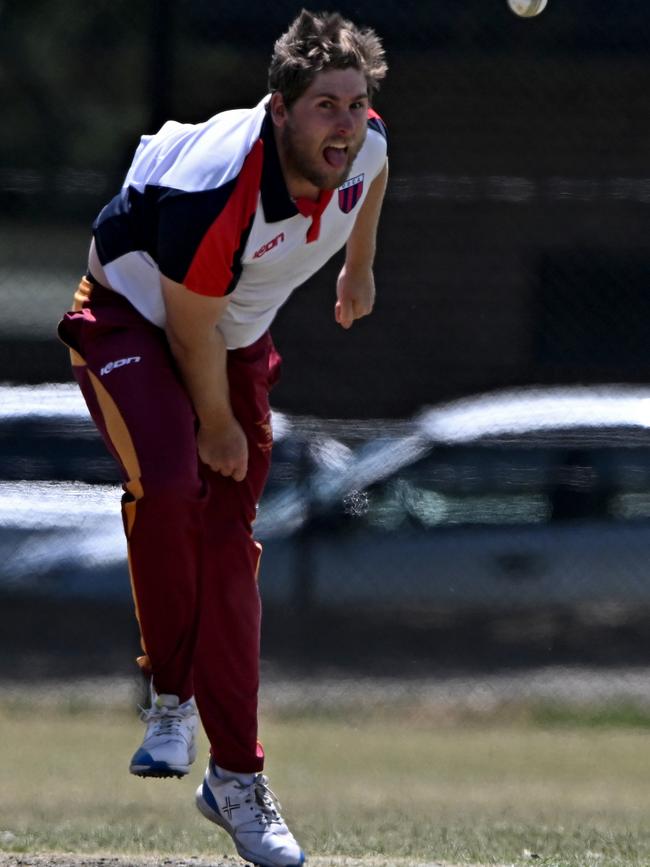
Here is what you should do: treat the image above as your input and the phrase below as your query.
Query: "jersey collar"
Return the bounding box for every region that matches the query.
[260,111,334,242]
[260,113,299,223]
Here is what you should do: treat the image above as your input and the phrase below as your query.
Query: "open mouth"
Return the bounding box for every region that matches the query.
[323,144,348,170]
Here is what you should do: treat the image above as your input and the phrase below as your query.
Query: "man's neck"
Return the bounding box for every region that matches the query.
[287,176,321,202]
[272,124,321,202]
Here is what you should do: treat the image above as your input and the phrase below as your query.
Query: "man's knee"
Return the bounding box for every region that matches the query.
[140,474,202,501]
[123,473,204,517]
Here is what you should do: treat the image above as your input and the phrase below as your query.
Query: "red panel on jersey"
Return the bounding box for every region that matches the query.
[294,189,334,243]
[183,139,264,296]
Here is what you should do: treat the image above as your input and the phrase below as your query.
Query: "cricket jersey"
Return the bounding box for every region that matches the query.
[92,95,388,349]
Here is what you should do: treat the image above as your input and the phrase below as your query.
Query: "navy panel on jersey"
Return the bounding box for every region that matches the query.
[93,188,143,265]
[93,185,181,268]
[368,115,388,143]
[93,179,241,289]
[156,181,238,285]
[259,114,298,223]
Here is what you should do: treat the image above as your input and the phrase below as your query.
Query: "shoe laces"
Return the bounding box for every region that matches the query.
[139,702,194,735]
[239,774,284,826]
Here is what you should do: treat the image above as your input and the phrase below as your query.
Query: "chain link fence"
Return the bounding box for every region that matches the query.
[2,1,650,706]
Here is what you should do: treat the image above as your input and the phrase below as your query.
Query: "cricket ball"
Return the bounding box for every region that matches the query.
[507,0,548,17]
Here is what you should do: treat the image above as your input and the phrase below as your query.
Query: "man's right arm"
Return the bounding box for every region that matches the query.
[160,275,248,481]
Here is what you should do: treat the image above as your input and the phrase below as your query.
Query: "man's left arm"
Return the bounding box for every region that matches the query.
[335,159,389,330]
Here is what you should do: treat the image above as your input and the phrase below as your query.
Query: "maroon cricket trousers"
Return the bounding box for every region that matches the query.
[58,275,281,772]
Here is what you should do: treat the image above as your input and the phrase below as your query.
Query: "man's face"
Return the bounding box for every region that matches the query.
[274,67,369,193]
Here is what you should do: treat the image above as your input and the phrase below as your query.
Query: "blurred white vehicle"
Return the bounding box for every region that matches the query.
[2,383,650,609]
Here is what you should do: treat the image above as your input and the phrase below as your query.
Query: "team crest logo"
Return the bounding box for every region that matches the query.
[338,174,364,213]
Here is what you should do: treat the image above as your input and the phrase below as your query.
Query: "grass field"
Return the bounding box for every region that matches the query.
[2,685,650,867]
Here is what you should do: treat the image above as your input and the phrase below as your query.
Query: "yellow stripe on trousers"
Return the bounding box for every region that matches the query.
[70,352,147,653]
[85,369,144,506]
[63,278,149,659]
[84,368,147,657]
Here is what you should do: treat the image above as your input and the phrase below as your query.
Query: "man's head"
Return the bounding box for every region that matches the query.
[268,9,387,109]
[268,10,387,196]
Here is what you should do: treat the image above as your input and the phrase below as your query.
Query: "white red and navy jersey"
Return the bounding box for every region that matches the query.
[93,95,388,349]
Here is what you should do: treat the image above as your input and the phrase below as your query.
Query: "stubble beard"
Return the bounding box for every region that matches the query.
[281,122,363,192]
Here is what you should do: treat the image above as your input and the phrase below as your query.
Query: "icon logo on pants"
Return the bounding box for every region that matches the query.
[100,356,141,376]
[255,412,273,453]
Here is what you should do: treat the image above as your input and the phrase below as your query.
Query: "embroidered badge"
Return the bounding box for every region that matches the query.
[338,174,364,213]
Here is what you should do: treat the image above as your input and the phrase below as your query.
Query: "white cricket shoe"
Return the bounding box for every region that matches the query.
[195,759,305,867]
[129,693,198,778]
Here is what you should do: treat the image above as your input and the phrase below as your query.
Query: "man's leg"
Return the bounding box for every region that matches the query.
[192,336,279,774]
[59,295,203,774]
[193,336,304,867]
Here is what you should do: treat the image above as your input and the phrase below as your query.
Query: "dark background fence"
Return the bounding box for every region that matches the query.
[3,1,650,687]
[3,1,650,416]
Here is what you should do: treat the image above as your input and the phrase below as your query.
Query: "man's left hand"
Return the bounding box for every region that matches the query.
[335,263,376,329]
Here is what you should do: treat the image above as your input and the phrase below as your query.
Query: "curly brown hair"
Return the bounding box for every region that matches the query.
[268,9,387,107]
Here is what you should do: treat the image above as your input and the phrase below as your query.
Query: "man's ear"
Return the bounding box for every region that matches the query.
[270,91,287,127]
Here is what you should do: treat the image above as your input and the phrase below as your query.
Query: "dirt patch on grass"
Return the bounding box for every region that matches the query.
[0,854,482,867]
[0,858,228,867]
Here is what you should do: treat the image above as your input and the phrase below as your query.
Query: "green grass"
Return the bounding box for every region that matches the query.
[2,694,650,866]
[531,701,650,730]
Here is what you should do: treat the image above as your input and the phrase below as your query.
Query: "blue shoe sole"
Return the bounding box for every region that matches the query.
[129,748,189,778]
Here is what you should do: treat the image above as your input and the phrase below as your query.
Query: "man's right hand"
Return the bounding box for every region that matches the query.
[197,416,249,481]
[160,274,248,480]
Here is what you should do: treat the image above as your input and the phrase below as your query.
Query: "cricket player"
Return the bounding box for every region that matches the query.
[58,9,388,867]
